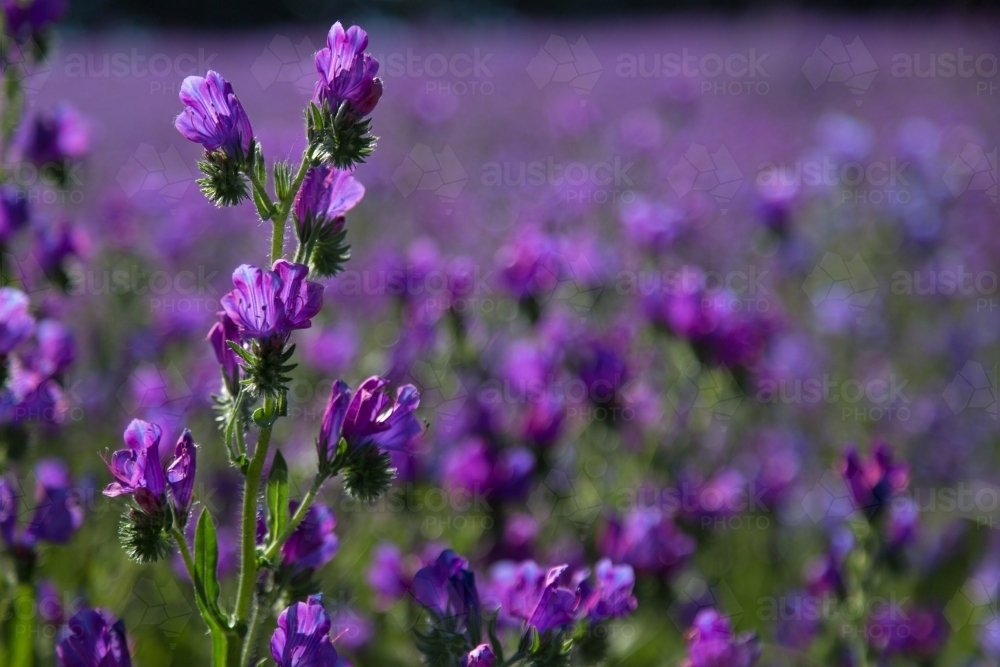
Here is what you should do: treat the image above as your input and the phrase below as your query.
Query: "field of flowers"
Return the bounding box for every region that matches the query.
[0,5,999,667]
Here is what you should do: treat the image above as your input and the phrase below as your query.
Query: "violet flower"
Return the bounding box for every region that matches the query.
[279,501,338,572]
[102,419,166,515]
[313,22,383,117]
[682,609,761,667]
[19,104,89,166]
[2,0,65,38]
[317,376,421,464]
[220,260,323,341]
[23,458,83,545]
[0,287,35,355]
[486,560,583,634]
[578,559,638,622]
[0,185,28,244]
[165,430,197,521]
[366,542,412,607]
[467,644,496,667]
[293,164,365,243]
[207,312,241,395]
[270,594,340,667]
[411,549,482,633]
[839,441,909,516]
[175,70,254,159]
[56,607,132,667]
[598,508,695,577]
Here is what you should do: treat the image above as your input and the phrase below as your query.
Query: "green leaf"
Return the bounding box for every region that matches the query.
[266,450,289,543]
[273,160,293,203]
[487,613,505,664]
[194,508,222,619]
[252,183,273,221]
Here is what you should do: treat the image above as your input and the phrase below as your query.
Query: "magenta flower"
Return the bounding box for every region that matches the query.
[313,22,383,117]
[598,508,695,577]
[366,542,412,607]
[486,560,580,633]
[0,287,35,355]
[175,71,254,159]
[682,609,761,667]
[56,607,132,667]
[867,606,945,659]
[293,164,365,241]
[317,376,420,463]
[29,319,75,378]
[19,104,89,166]
[220,261,324,341]
[33,217,86,277]
[280,502,338,572]
[270,594,339,667]
[467,644,496,667]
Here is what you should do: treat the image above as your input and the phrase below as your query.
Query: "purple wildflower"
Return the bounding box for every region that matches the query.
[23,458,83,545]
[467,644,496,667]
[0,287,35,355]
[839,441,909,516]
[411,549,482,633]
[598,508,695,577]
[175,71,254,158]
[102,419,166,515]
[682,609,761,667]
[0,185,28,243]
[20,104,89,166]
[220,260,324,341]
[2,0,64,38]
[165,430,197,521]
[207,312,241,394]
[280,502,338,572]
[270,594,340,667]
[293,164,365,242]
[313,22,383,117]
[56,607,132,667]
[317,376,420,463]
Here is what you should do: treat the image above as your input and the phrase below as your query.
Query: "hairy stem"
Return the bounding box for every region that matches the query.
[271,151,312,263]
[233,398,275,629]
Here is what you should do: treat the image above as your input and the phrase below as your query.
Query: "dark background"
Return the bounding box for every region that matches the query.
[66,0,1000,29]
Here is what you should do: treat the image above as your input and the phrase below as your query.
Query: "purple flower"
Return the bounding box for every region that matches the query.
[328,606,373,652]
[467,644,496,667]
[56,607,132,667]
[270,594,340,667]
[0,287,35,355]
[207,312,241,394]
[280,502,338,572]
[682,609,761,667]
[293,165,365,241]
[578,559,637,622]
[33,217,86,277]
[2,0,64,37]
[839,441,909,516]
[318,376,421,462]
[866,606,945,658]
[37,579,65,626]
[102,419,166,515]
[411,549,482,633]
[19,104,89,166]
[366,542,412,607]
[24,458,83,545]
[485,560,582,633]
[598,508,695,577]
[175,71,253,158]
[165,430,197,520]
[220,261,324,341]
[0,185,28,243]
[313,22,383,117]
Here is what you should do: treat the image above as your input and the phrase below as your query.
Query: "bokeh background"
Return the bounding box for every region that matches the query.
[7,1,1000,666]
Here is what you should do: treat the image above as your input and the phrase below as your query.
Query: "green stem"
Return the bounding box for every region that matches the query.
[9,582,34,667]
[233,398,275,629]
[240,598,263,667]
[271,152,312,264]
[262,475,323,563]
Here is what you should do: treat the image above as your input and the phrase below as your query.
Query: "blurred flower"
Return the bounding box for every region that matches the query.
[0,287,35,355]
[2,0,65,39]
[313,22,383,117]
[56,607,132,667]
[23,458,83,545]
[411,549,481,633]
[366,542,411,607]
[467,644,495,667]
[839,441,909,517]
[682,609,761,667]
[578,559,637,622]
[271,594,340,667]
[207,313,241,395]
[885,496,920,549]
[175,71,254,159]
[598,508,695,578]
[280,502,338,572]
[0,186,29,244]
[866,606,945,658]
[19,104,89,166]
